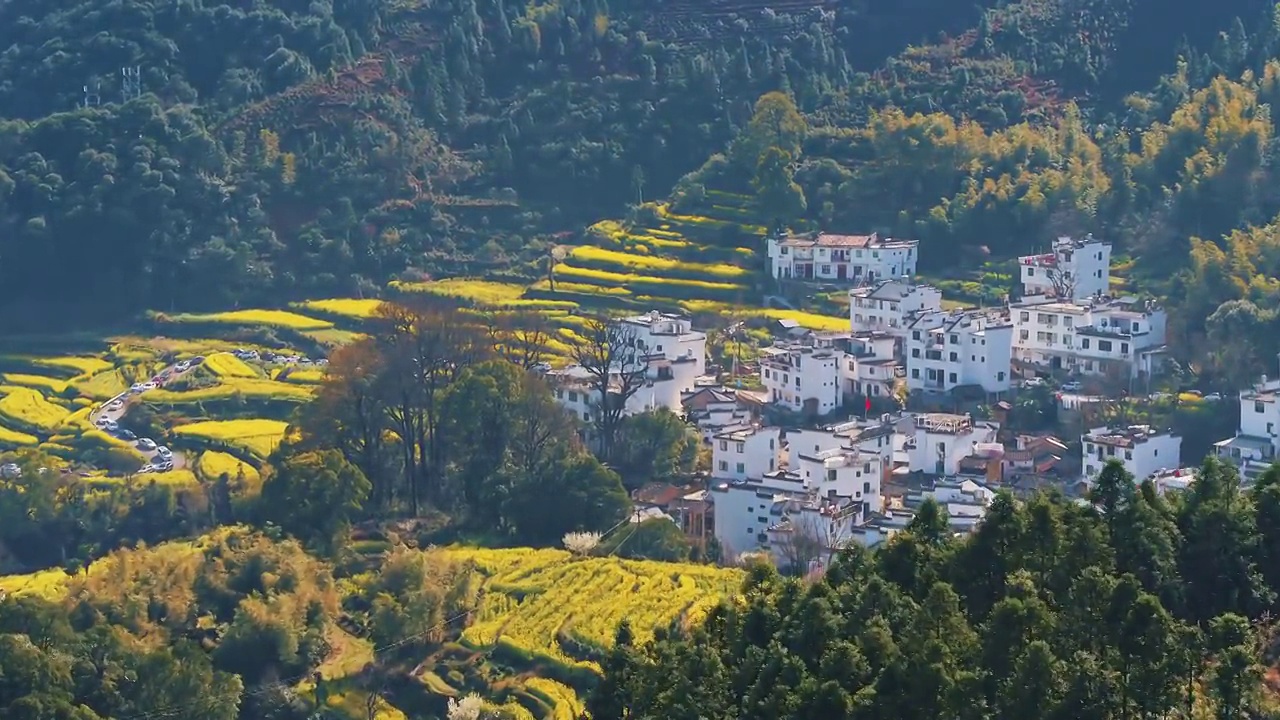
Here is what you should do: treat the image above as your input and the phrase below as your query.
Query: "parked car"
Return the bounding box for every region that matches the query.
[175,361,191,372]
[107,399,124,410]
[1204,393,1223,401]
[156,446,172,458]
[1060,381,1082,392]
[137,438,157,451]
[130,383,146,393]
[141,381,158,391]
[189,356,206,365]
[118,430,137,441]
[156,461,174,471]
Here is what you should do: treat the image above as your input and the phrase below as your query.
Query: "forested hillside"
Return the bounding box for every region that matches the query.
[3,0,1279,337]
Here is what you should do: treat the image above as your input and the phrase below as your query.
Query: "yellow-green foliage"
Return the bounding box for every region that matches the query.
[588,219,694,250]
[554,264,746,292]
[0,387,71,433]
[443,547,741,674]
[656,203,768,235]
[568,246,750,279]
[524,678,585,720]
[203,352,260,378]
[174,419,290,458]
[2,373,70,394]
[0,423,38,447]
[197,451,261,484]
[146,378,313,404]
[296,298,387,319]
[59,407,94,432]
[529,279,631,297]
[162,309,334,330]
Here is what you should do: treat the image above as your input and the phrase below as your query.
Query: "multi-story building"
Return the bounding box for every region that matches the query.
[1082,425,1181,482]
[1215,376,1280,484]
[767,232,919,283]
[839,332,901,399]
[711,425,782,481]
[1019,235,1111,301]
[1011,295,1167,380]
[793,446,886,515]
[904,309,1014,394]
[620,311,707,382]
[849,280,943,338]
[760,336,844,416]
[549,353,699,425]
[906,413,1000,476]
[683,386,757,443]
[786,416,898,489]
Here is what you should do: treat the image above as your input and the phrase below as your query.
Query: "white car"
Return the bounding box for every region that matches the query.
[141,381,158,391]
[108,399,124,410]
[137,438,157,451]
[130,383,146,393]
[156,446,172,458]
[1060,381,1081,392]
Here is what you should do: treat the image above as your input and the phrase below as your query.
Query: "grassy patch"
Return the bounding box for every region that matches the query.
[0,387,71,433]
[160,309,334,331]
[203,353,260,379]
[173,419,290,458]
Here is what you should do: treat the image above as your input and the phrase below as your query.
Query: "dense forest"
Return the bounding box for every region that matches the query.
[590,459,1280,719]
[5,0,1280,350]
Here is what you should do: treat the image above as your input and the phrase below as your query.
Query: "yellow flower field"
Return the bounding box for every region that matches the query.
[303,329,368,347]
[568,246,751,280]
[30,356,115,378]
[203,352,260,378]
[87,469,199,489]
[73,370,130,400]
[2,373,70,394]
[0,423,38,447]
[296,298,387,320]
[0,568,73,600]
[196,451,261,484]
[162,309,334,330]
[392,279,579,310]
[280,368,325,384]
[442,547,741,674]
[528,279,633,297]
[0,387,71,433]
[554,264,746,292]
[523,678,585,720]
[174,419,290,458]
[146,378,313,404]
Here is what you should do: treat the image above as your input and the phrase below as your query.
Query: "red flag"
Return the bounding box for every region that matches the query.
[865,397,872,413]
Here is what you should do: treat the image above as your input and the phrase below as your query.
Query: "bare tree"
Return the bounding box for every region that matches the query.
[774,504,856,575]
[1046,264,1078,301]
[488,310,553,370]
[571,315,647,459]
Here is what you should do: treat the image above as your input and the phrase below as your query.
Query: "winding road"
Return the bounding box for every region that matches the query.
[87,360,197,474]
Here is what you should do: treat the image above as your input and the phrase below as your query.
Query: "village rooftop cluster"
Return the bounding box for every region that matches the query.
[540,233,1264,568]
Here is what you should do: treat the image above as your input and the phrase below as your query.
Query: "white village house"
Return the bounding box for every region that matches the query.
[760,335,844,415]
[904,308,1014,394]
[620,311,707,380]
[1082,425,1181,483]
[1011,295,1167,380]
[767,232,919,283]
[906,413,1000,476]
[1215,374,1280,485]
[1019,235,1112,302]
[849,280,943,338]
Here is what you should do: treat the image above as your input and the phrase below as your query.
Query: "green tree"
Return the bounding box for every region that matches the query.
[259,449,371,554]
[610,409,699,489]
[753,146,807,226]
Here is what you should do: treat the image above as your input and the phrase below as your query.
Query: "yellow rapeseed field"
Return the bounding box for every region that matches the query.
[442,547,741,674]
[568,246,750,280]
[0,387,71,433]
[19,356,114,378]
[164,309,334,330]
[196,451,261,484]
[392,279,578,310]
[523,678,585,720]
[87,469,199,489]
[174,419,290,458]
[554,264,746,292]
[296,298,387,320]
[203,352,260,378]
[0,423,38,447]
[146,378,313,404]
[2,373,70,394]
[0,568,74,600]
